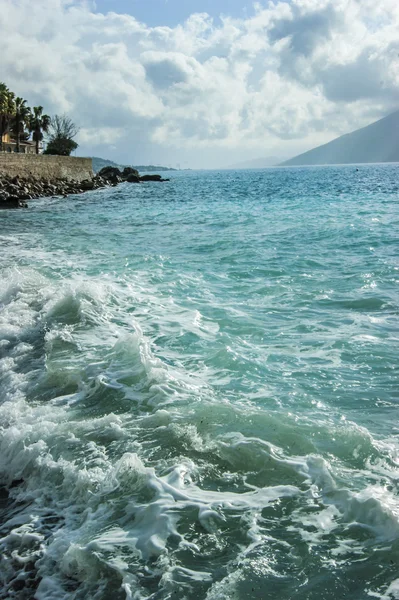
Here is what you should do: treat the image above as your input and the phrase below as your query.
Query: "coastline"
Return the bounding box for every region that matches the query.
[0,165,170,209]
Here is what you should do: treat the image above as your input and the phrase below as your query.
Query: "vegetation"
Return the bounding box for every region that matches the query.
[12,97,31,153]
[29,106,51,155]
[0,83,15,152]
[91,156,177,173]
[44,114,79,156]
[0,82,78,155]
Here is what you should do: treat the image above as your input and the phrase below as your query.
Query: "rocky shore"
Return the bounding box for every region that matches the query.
[0,166,170,209]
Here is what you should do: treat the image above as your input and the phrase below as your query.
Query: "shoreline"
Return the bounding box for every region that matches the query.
[0,165,170,209]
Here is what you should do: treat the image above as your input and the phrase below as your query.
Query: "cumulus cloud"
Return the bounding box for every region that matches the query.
[0,0,398,167]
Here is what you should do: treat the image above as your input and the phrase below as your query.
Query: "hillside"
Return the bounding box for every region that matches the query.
[281,110,399,166]
[91,157,122,172]
[90,157,176,173]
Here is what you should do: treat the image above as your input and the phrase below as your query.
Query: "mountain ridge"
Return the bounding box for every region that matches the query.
[281,110,399,166]
[90,157,177,173]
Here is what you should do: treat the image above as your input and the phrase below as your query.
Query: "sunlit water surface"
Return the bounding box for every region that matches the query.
[0,165,398,599]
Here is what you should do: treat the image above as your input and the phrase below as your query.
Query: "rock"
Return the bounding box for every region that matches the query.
[0,164,161,208]
[140,174,162,182]
[6,184,20,195]
[139,174,170,182]
[122,167,139,180]
[18,192,31,200]
[80,180,95,191]
[0,197,23,209]
[98,166,122,181]
[126,174,141,183]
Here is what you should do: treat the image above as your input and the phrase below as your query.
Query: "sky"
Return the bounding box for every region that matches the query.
[95,0,256,27]
[1,0,398,168]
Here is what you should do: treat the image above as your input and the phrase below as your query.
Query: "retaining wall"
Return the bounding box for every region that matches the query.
[0,154,93,182]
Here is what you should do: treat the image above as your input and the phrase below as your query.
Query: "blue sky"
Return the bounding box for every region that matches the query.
[94,0,256,27]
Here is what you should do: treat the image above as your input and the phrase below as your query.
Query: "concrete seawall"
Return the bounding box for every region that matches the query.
[0,154,93,182]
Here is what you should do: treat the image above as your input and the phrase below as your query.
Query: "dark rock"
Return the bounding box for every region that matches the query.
[6,184,20,195]
[0,197,23,209]
[10,478,24,488]
[0,486,8,510]
[140,174,162,182]
[139,174,170,182]
[0,165,151,208]
[126,174,141,183]
[80,180,95,191]
[122,167,139,180]
[98,166,122,180]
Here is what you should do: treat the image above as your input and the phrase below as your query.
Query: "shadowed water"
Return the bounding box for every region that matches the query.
[0,165,398,599]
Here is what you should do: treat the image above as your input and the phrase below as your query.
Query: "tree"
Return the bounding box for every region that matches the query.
[0,83,15,151]
[11,97,31,152]
[29,106,51,154]
[44,114,79,156]
[44,137,78,156]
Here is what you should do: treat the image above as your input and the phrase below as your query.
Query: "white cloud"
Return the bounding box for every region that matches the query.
[1,0,398,167]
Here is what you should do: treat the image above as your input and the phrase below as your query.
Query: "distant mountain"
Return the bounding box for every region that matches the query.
[281,110,399,166]
[134,165,177,173]
[228,156,284,169]
[91,157,122,172]
[90,157,177,173]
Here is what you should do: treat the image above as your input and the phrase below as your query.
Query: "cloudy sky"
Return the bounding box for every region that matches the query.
[1,0,398,168]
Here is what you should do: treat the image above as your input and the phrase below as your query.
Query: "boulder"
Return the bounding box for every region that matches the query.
[139,174,170,182]
[126,174,141,183]
[6,184,20,195]
[122,167,139,180]
[140,174,162,182]
[0,197,26,209]
[98,166,122,181]
[80,179,95,191]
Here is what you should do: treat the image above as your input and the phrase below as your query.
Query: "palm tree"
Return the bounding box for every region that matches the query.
[0,83,15,151]
[29,106,51,154]
[12,97,31,152]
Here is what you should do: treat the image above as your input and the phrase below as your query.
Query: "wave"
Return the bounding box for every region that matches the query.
[1,168,399,599]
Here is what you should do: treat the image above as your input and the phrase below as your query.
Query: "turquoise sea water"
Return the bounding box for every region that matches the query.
[0,165,398,599]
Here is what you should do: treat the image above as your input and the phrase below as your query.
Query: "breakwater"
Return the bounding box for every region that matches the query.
[0,154,93,182]
[0,165,169,208]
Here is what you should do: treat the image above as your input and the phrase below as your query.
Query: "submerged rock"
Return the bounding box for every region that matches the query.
[0,197,28,209]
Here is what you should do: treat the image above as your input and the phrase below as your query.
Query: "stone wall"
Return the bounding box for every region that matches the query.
[0,154,93,182]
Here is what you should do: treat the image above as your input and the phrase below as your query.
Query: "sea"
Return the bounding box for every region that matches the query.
[0,165,398,600]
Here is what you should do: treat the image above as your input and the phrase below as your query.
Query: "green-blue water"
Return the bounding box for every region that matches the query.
[0,165,398,599]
